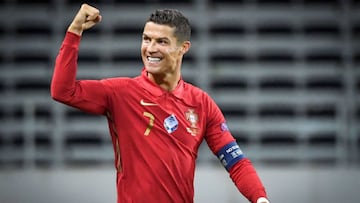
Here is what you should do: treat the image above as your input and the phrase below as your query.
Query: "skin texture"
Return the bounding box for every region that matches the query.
[141,22,191,91]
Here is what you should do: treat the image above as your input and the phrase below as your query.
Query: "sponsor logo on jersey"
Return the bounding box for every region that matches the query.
[185,109,199,136]
[140,99,158,106]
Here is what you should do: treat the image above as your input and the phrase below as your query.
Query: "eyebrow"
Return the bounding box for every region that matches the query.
[142,33,170,41]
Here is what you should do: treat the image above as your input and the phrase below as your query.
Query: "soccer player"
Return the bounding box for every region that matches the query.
[51,3,270,203]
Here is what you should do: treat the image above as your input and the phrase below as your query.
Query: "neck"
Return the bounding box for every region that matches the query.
[148,72,181,92]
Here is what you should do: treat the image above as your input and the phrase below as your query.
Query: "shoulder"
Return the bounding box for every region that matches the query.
[183,82,223,115]
[99,76,141,93]
[101,76,130,83]
[101,75,140,86]
[184,82,205,94]
[183,82,213,104]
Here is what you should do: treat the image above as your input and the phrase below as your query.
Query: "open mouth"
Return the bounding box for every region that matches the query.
[147,56,162,63]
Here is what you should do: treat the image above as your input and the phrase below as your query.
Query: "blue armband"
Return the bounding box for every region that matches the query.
[217,141,245,171]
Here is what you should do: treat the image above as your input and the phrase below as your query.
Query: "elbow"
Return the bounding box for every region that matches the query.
[50,83,69,103]
[50,87,63,102]
[50,89,61,102]
[50,83,58,100]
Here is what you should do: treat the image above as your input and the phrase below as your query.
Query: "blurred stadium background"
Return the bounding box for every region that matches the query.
[0,0,359,202]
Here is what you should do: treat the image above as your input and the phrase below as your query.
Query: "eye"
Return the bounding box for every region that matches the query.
[142,36,150,43]
[158,39,169,45]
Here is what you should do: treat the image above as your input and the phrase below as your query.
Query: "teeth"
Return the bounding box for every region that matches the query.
[148,57,161,62]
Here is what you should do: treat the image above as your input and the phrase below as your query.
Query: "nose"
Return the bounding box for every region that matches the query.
[147,40,158,53]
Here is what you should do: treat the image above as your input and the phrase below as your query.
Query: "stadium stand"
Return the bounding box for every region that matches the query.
[0,0,358,168]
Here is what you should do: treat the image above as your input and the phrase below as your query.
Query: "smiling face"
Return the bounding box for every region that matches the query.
[141,22,190,79]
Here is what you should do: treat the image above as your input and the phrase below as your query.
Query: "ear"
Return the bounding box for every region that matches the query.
[180,41,191,54]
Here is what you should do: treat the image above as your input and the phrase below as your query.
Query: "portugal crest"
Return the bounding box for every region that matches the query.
[185,109,199,136]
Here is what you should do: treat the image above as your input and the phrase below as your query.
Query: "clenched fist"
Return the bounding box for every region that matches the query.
[68,4,102,36]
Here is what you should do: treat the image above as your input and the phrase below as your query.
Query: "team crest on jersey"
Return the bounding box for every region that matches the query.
[185,109,199,136]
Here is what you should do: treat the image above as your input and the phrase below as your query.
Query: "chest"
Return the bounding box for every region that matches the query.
[112,86,205,151]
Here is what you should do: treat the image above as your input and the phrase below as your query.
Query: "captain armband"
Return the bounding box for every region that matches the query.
[217,141,245,171]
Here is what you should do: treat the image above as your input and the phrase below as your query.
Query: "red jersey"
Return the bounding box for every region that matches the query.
[51,32,267,203]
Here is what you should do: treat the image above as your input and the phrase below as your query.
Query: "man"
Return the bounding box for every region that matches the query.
[51,3,270,203]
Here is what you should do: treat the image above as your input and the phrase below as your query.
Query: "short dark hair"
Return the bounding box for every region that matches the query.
[147,9,191,43]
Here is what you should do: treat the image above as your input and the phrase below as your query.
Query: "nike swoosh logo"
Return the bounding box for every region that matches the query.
[140,99,158,106]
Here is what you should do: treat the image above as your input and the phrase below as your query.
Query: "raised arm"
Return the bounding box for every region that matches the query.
[67,3,102,36]
[51,4,107,115]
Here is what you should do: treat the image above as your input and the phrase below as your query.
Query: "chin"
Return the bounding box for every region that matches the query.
[145,65,161,74]
[145,66,159,74]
